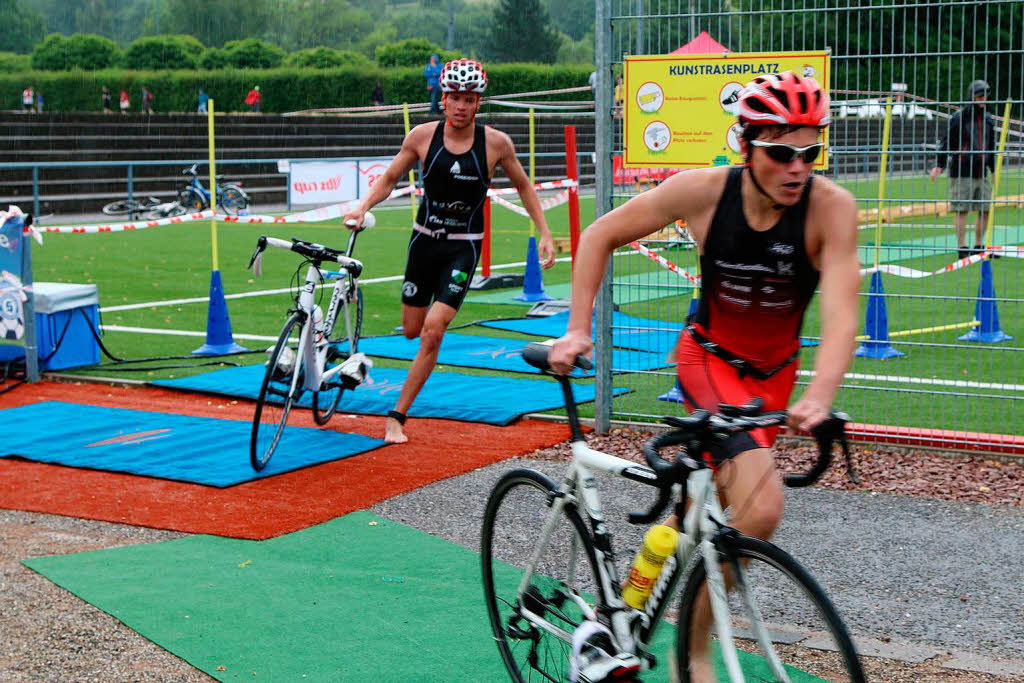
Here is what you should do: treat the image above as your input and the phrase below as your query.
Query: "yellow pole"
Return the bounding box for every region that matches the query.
[983,99,1012,252]
[402,103,418,223]
[207,99,218,271]
[856,319,978,341]
[528,107,536,237]
[873,97,893,270]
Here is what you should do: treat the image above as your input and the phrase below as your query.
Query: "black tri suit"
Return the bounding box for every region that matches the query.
[402,121,491,309]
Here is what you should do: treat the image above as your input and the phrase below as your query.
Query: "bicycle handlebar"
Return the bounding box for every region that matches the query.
[344,210,376,231]
[247,235,363,279]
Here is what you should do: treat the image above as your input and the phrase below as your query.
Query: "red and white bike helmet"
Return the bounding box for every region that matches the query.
[737,71,831,127]
[440,59,488,94]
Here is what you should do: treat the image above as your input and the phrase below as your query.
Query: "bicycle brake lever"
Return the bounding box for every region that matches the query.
[248,237,267,276]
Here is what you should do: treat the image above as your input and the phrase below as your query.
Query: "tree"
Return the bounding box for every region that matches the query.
[198,47,229,69]
[31,33,120,70]
[122,35,204,70]
[544,0,591,42]
[486,0,561,64]
[285,47,371,69]
[376,38,457,68]
[0,52,32,72]
[223,38,285,69]
[0,0,46,53]
[163,0,272,48]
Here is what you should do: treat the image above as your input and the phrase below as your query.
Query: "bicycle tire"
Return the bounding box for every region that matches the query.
[313,286,363,425]
[481,468,604,683]
[179,189,206,213]
[102,199,140,215]
[220,185,248,215]
[250,312,305,471]
[676,534,865,682]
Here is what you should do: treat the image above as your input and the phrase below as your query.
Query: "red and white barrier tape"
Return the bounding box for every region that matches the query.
[489,189,571,218]
[861,247,1023,278]
[488,179,578,196]
[28,210,215,235]
[628,241,702,284]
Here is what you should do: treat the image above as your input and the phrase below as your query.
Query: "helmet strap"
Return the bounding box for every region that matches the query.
[745,165,785,211]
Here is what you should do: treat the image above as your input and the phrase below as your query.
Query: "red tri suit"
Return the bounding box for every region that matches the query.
[678,166,820,455]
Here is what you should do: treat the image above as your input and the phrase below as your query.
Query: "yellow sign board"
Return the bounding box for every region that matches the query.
[624,51,830,169]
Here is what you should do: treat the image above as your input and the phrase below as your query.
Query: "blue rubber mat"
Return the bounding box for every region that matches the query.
[0,401,385,487]
[344,333,671,375]
[154,366,629,426]
[479,311,684,352]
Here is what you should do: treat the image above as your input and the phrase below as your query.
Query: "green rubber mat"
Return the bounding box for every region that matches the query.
[858,224,1023,265]
[468,271,694,306]
[24,511,828,682]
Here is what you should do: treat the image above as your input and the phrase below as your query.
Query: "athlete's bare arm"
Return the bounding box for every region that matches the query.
[491,128,557,268]
[344,123,432,227]
[788,179,860,430]
[549,167,728,373]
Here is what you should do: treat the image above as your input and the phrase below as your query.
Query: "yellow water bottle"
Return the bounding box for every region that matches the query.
[622,524,679,609]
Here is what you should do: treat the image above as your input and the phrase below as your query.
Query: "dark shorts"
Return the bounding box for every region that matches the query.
[675,332,798,461]
[401,232,481,310]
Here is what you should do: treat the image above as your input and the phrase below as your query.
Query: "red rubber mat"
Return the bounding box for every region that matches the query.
[0,381,570,539]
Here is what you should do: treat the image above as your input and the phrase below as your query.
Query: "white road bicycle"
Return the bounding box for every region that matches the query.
[246,213,374,471]
[481,342,866,683]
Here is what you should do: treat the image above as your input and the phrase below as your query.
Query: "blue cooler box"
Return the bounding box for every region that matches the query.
[0,282,100,370]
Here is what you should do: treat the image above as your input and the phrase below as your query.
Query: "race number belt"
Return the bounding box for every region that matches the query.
[685,325,798,381]
[413,224,483,241]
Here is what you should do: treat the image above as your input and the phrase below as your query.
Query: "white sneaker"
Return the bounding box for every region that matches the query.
[338,352,371,388]
[570,621,641,683]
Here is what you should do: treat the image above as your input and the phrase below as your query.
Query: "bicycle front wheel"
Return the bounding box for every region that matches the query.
[250,312,305,471]
[102,199,139,215]
[481,468,603,683]
[677,534,865,683]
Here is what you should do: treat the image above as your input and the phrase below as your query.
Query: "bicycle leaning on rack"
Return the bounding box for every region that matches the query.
[481,342,866,683]
[245,212,374,471]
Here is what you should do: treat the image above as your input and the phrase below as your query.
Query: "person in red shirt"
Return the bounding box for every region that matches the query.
[245,85,261,112]
[550,71,860,682]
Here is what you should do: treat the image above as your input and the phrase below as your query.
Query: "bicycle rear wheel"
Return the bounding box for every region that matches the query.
[220,186,248,215]
[313,287,363,425]
[677,534,865,683]
[481,468,603,683]
[250,313,305,471]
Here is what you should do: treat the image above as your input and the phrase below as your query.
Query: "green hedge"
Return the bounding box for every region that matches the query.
[1,63,592,113]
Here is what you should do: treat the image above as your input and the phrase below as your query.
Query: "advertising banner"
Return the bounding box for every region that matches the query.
[624,51,830,169]
[288,158,394,206]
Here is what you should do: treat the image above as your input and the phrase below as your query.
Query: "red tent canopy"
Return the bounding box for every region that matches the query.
[669,31,730,54]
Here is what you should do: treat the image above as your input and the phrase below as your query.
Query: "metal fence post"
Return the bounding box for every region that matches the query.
[594,0,614,434]
[32,166,40,218]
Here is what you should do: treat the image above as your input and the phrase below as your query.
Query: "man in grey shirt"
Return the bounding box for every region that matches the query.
[929,79,996,260]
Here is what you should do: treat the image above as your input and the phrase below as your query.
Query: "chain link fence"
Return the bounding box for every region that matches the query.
[593,0,1023,450]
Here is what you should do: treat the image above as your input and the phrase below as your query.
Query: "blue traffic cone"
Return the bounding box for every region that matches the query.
[855,271,904,359]
[193,270,248,355]
[658,380,685,404]
[514,236,552,302]
[959,259,1012,343]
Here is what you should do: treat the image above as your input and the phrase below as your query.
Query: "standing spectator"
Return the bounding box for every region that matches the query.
[197,88,209,113]
[101,86,112,113]
[370,80,385,106]
[613,75,623,117]
[245,85,261,112]
[22,85,34,113]
[588,70,597,98]
[119,89,130,115]
[141,86,154,114]
[423,54,442,114]
[929,79,996,259]
[33,87,43,113]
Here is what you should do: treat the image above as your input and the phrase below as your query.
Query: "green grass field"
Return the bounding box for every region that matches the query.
[11,169,1024,437]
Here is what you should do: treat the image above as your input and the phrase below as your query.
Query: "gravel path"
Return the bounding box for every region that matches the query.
[3,436,1024,681]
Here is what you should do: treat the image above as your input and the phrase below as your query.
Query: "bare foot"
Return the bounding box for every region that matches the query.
[384,417,408,444]
[686,652,714,683]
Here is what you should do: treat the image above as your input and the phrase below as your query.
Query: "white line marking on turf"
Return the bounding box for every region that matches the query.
[99,255,575,313]
[101,325,279,342]
[799,369,1024,393]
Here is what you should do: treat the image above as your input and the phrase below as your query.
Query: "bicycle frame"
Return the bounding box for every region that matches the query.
[287,230,361,396]
[515,439,785,680]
